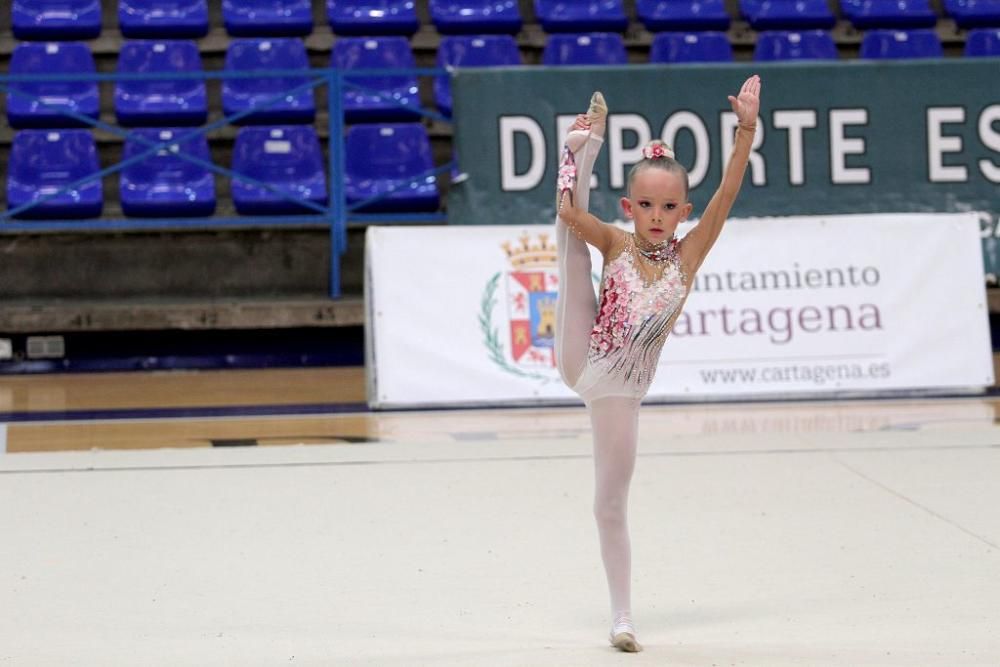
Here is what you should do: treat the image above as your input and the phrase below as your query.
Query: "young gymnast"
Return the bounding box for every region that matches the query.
[554,75,761,652]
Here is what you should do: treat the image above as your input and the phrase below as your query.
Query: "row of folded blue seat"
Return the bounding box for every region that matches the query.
[8,30,1000,132]
[11,1,1000,41]
[6,124,440,220]
[536,28,1000,61]
[738,0,1000,30]
[7,38,425,129]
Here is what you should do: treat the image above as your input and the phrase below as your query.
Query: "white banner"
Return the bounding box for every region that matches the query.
[366,213,993,408]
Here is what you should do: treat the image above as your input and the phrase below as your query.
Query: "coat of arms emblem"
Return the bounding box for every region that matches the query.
[479,233,561,382]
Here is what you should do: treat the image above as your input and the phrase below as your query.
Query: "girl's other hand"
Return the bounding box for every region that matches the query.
[728,75,761,126]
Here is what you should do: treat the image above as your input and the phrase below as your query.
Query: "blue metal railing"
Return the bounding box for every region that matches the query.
[0,67,454,298]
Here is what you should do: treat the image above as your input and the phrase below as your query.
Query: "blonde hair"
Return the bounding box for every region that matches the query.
[627,140,689,198]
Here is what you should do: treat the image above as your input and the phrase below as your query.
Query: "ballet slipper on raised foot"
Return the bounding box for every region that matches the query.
[566,91,608,152]
[586,90,608,138]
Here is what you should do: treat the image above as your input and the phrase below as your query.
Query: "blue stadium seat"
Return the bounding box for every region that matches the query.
[7,42,99,129]
[231,126,327,215]
[534,1,629,33]
[429,0,523,34]
[965,27,1000,55]
[945,0,1000,29]
[328,1,420,35]
[332,37,420,122]
[12,0,102,40]
[740,0,835,30]
[118,0,210,38]
[345,124,439,213]
[115,41,208,127]
[860,28,943,58]
[841,0,937,28]
[223,0,313,37]
[754,30,838,59]
[650,31,733,62]
[7,130,103,219]
[223,38,316,124]
[435,35,522,117]
[637,0,731,32]
[542,33,628,65]
[120,129,216,217]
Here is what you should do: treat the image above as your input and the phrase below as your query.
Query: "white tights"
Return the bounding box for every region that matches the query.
[590,395,640,628]
[555,127,640,631]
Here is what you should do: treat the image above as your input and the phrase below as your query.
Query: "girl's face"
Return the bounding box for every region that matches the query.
[620,168,693,244]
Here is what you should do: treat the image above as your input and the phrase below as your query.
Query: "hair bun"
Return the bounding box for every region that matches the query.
[642,140,674,160]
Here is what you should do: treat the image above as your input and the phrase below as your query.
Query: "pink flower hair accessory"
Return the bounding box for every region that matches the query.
[642,142,674,160]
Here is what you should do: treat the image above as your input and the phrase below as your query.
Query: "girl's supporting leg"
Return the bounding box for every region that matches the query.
[588,395,642,649]
[555,96,606,388]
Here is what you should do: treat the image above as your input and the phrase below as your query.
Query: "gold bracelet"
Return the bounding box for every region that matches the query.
[738,123,757,132]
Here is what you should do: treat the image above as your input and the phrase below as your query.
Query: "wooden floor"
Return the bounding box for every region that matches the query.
[0,367,367,413]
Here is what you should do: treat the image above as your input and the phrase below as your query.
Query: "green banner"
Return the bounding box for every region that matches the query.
[449,60,1000,278]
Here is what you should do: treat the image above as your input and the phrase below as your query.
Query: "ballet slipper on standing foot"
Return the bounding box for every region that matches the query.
[608,616,642,653]
[610,632,642,653]
[565,91,608,152]
[609,630,643,653]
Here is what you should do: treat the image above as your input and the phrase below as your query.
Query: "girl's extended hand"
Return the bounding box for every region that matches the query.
[728,75,761,126]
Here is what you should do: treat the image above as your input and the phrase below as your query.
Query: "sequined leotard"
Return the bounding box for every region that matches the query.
[555,126,689,403]
[570,233,688,402]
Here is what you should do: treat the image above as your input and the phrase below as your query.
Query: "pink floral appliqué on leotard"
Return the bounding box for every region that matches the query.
[582,233,687,394]
[557,146,577,197]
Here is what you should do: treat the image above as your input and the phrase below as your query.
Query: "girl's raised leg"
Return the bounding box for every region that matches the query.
[555,92,607,388]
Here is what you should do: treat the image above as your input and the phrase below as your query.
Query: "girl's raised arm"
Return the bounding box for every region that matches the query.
[680,75,761,275]
[556,108,621,258]
[558,189,618,257]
